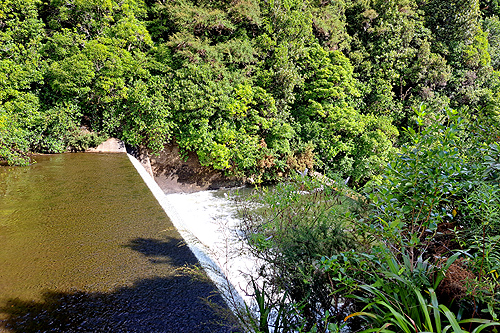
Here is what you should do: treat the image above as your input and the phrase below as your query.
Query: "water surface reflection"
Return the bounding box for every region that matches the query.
[0,153,236,332]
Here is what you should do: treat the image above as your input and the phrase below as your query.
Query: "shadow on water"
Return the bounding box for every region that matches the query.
[125,236,193,266]
[0,236,240,333]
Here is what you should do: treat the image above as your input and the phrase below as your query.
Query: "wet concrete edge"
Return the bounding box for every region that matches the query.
[126,154,247,316]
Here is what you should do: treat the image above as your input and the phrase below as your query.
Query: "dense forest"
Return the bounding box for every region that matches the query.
[2,1,500,332]
[2,0,499,184]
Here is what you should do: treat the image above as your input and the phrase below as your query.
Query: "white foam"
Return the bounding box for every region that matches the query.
[127,154,256,312]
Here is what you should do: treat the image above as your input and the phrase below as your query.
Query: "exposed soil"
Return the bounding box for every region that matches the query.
[437,258,476,304]
[146,144,243,194]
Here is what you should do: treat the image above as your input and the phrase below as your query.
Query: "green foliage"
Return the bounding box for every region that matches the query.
[456,180,500,320]
[353,285,500,333]
[0,0,45,163]
[0,110,31,166]
[484,16,500,70]
[483,143,500,180]
[366,106,477,262]
[423,0,481,45]
[482,0,500,17]
[238,175,359,331]
[358,107,500,328]
[30,103,82,153]
[66,130,106,152]
[345,0,452,123]
[465,183,500,238]
[293,44,398,182]
[48,53,95,97]
[237,106,500,332]
[2,0,500,186]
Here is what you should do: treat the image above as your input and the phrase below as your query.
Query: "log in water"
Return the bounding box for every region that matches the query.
[0,153,237,332]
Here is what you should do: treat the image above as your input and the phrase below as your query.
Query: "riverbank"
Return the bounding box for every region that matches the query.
[87,138,244,193]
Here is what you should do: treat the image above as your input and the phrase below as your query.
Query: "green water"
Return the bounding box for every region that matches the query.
[0,153,233,332]
[0,153,175,298]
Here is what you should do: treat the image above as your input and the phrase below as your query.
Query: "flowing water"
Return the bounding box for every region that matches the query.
[127,155,257,309]
[162,189,257,303]
[0,153,237,332]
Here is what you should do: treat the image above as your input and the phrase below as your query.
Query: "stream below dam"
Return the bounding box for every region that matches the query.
[0,153,242,333]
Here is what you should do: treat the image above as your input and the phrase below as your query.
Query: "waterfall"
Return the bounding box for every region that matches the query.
[127,154,257,313]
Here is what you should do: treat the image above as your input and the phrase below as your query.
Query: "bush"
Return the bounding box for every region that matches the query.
[66,130,107,152]
[365,106,478,267]
[236,106,500,332]
[237,174,359,331]
[362,106,500,321]
[0,111,31,166]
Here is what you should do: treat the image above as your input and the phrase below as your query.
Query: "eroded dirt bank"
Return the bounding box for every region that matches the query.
[89,138,244,194]
[143,144,243,194]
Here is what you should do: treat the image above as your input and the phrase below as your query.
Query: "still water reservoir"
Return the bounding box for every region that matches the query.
[0,153,235,332]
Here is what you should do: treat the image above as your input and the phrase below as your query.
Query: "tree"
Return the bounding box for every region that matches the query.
[0,0,45,163]
[293,44,398,182]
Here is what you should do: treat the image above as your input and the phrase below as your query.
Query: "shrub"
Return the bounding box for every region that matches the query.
[362,106,500,319]
[236,106,500,332]
[66,130,107,152]
[237,174,359,331]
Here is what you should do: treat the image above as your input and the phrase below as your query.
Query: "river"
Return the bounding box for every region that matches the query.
[0,153,238,332]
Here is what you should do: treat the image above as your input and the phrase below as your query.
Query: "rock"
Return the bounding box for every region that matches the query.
[87,138,126,153]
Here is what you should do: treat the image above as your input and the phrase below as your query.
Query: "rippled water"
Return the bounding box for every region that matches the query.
[0,153,236,332]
